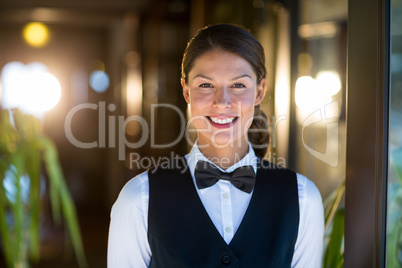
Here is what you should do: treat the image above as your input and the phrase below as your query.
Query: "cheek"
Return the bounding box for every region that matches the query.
[237,95,256,113]
[188,95,210,127]
[238,95,256,128]
[190,94,212,113]
[244,108,255,129]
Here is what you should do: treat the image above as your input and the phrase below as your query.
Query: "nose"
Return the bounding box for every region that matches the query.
[212,87,231,109]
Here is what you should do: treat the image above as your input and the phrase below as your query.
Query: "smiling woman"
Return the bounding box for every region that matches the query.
[181,50,265,164]
[108,24,324,268]
[181,24,269,162]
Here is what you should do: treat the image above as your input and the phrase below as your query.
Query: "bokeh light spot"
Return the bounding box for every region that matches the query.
[1,61,61,117]
[316,71,341,96]
[295,71,341,110]
[89,70,109,93]
[23,22,50,47]
[26,72,62,112]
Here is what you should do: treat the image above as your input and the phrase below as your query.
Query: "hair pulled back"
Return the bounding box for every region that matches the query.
[181,24,269,158]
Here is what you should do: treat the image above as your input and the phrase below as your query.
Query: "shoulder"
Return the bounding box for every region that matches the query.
[257,161,322,205]
[111,171,149,215]
[258,159,295,175]
[108,171,152,267]
[295,173,324,222]
[296,173,323,204]
[257,159,298,185]
[117,171,149,200]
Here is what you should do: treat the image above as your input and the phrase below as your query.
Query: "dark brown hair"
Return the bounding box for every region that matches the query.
[181,24,269,157]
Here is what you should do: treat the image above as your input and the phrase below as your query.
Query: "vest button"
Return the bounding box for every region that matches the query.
[222,254,231,264]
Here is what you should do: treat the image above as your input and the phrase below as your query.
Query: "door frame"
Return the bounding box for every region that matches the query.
[345,0,390,267]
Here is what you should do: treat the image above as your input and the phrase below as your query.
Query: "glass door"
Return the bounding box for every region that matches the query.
[386,0,402,267]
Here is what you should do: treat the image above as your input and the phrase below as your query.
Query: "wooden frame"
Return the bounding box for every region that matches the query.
[345,0,390,267]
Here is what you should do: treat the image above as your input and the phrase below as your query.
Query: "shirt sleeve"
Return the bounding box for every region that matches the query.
[107,172,151,268]
[291,173,325,268]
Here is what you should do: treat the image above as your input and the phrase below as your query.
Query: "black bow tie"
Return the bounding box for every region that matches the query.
[194,160,256,193]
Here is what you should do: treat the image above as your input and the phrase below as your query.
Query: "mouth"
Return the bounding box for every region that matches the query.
[207,116,238,128]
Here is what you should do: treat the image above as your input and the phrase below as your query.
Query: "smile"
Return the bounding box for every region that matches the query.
[209,117,236,124]
[206,116,239,128]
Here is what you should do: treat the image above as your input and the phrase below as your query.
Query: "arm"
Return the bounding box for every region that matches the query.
[291,174,325,268]
[107,172,151,268]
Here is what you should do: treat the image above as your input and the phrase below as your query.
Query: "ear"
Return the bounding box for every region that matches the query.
[181,78,191,104]
[254,78,265,105]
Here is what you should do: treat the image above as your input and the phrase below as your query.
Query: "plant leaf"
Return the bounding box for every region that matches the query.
[10,149,25,267]
[0,167,14,268]
[26,142,41,261]
[39,137,88,267]
[324,208,345,268]
[0,109,87,268]
[324,182,345,231]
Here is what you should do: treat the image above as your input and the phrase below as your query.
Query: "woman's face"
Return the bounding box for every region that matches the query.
[182,50,265,148]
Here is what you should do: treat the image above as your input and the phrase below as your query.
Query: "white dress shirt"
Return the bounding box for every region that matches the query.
[108,143,324,267]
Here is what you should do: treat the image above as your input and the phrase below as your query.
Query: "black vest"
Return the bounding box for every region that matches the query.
[148,158,299,268]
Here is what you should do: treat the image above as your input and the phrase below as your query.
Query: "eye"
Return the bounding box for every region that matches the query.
[199,83,213,88]
[232,83,246,88]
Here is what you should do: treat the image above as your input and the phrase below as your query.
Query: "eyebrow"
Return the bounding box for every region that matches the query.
[193,74,212,80]
[231,74,252,80]
[192,74,252,81]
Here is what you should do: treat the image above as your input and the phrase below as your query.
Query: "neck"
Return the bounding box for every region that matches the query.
[197,138,249,170]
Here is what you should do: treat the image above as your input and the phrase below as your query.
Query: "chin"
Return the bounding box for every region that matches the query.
[207,133,249,148]
[198,133,229,147]
[212,137,234,147]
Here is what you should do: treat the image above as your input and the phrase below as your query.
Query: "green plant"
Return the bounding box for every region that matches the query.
[0,109,87,268]
[387,148,402,268]
[322,181,345,268]
[321,149,402,268]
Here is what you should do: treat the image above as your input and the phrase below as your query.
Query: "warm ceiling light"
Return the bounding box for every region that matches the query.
[23,22,50,47]
[298,22,339,39]
[1,61,61,118]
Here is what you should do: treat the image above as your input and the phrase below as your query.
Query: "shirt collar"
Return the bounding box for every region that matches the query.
[185,141,258,181]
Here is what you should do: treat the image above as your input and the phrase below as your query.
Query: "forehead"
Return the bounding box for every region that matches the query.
[189,50,255,78]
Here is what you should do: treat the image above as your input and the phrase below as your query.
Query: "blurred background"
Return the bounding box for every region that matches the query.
[0,0,348,267]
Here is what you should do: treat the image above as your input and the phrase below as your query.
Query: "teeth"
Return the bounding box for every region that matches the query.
[209,117,235,124]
